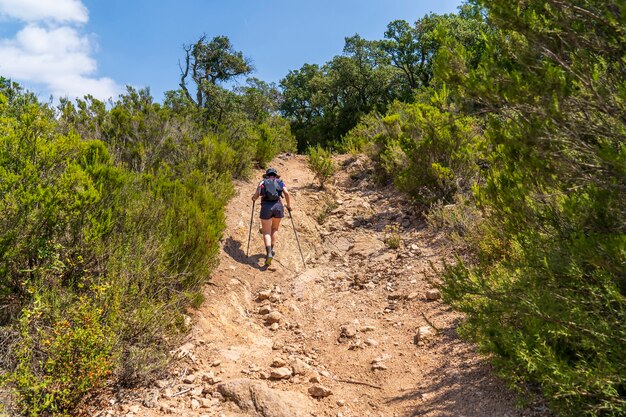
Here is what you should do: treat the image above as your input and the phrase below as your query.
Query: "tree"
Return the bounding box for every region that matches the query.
[179,35,253,109]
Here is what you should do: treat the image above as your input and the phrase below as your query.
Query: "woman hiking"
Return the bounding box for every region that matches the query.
[252,167,292,266]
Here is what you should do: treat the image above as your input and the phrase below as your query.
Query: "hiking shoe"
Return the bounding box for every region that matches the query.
[265,253,273,267]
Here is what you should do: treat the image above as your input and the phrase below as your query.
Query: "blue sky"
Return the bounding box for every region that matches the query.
[0,0,463,102]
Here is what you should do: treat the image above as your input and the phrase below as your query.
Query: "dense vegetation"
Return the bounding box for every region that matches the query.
[302,1,624,415]
[0,35,295,416]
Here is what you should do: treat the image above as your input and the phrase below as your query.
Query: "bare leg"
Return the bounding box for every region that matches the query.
[261,219,273,250]
[271,218,282,248]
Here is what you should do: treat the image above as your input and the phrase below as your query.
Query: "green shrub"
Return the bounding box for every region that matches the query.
[315,193,339,225]
[383,225,402,249]
[0,87,231,414]
[367,101,484,208]
[307,145,335,188]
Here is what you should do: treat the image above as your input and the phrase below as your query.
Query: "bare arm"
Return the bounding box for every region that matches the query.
[282,187,291,210]
[252,185,260,201]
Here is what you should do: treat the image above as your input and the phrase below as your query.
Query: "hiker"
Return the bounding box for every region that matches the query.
[252,167,291,266]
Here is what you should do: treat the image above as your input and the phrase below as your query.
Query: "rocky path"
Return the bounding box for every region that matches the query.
[93,155,547,417]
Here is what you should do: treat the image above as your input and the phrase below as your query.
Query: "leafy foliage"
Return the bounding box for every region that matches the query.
[307,145,335,189]
[0,35,295,414]
[434,1,626,415]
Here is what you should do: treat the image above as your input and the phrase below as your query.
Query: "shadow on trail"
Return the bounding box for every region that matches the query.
[223,236,266,270]
[383,328,539,417]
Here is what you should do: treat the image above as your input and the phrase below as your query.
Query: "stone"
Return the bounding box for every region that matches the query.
[217,379,313,417]
[155,380,169,389]
[272,340,284,350]
[190,398,201,410]
[257,289,272,300]
[339,325,357,338]
[291,358,310,376]
[426,289,441,300]
[407,292,419,300]
[415,326,435,343]
[269,322,280,331]
[266,311,283,324]
[129,405,140,413]
[371,363,388,370]
[270,367,293,380]
[259,305,272,315]
[308,385,333,398]
[364,338,379,347]
[143,389,159,408]
[201,398,217,408]
[309,374,321,383]
[271,358,288,368]
[183,373,197,384]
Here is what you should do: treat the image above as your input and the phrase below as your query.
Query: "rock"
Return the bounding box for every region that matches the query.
[201,398,217,408]
[339,325,357,338]
[155,379,168,389]
[364,338,379,347]
[129,405,140,414]
[291,358,310,376]
[309,374,321,383]
[388,293,405,300]
[407,292,419,300]
[217,379,313,417]
[202,371,222,385]
[350,236,385,258]
[257,289,272,301]
[270,367,293,380]
[271,358,288,368]
[272,340,284,350]
[190,398,201,410]
[143,389,159,408]
[426,289,441,300]
[183,373,197,384]
[259,305,272,315]
[269,323,280,331]
[266,311,283,324]
[372,363,388,370]
[415,326,435,343]
[336,399,346,406]
[308,385,333,398]
[371,354,391,364]
[211,359,222,367]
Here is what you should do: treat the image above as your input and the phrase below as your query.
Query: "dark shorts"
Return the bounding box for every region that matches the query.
[260,200,284,220]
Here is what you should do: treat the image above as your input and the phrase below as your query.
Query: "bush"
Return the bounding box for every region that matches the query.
[307,145,335,188]
[0,86,231,415]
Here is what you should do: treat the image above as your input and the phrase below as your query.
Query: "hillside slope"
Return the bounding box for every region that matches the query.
[90,154,547,417]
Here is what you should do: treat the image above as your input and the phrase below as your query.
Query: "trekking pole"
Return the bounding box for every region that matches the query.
[246,200,255,257]
[287,207,306,268]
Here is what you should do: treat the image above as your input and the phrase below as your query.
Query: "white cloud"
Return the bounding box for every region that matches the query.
[0,0,88,24]
[0,1,122,101]
[0,24,121,100]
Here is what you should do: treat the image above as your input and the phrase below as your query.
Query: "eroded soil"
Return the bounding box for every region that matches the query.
[89,154,547,417]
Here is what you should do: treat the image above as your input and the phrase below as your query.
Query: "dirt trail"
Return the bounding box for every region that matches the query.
[95,155,546,417]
